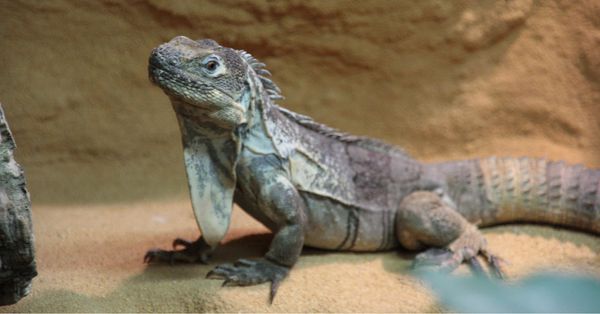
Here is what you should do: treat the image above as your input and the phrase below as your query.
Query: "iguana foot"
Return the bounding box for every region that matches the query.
[144,236,212,264]
[398,191,507,279]
[410,227,507,278]
[412,247,487,275]
[206,258,289,303]
[412,247,506,279]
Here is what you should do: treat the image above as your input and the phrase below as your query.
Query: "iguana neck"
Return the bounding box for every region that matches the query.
[238,75,281,157]
[168,67,282,157]
[170,97,237,140]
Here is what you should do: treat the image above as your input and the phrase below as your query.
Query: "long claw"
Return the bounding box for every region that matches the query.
[488,255,507,279]
[466,257,487,277]
[269,278,282,304]
[144,250,164,264]
[480,250,508,279]
[206,270,218,279]
[143,252,152,263]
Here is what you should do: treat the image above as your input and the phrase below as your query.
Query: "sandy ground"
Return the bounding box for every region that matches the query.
[1,201,599,312]
[1,0,600,312]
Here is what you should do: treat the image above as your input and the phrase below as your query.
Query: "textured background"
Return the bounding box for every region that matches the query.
[0,0,599,312]
[2,0,599,204]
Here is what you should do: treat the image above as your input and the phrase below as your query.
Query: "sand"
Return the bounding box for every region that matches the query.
[0,0,599,312]
[1,202,599,312]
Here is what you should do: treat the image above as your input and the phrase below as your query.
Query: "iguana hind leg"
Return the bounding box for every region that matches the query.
[396,191,505,278]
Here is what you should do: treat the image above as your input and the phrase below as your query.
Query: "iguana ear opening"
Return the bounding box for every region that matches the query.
[179,126,240,248]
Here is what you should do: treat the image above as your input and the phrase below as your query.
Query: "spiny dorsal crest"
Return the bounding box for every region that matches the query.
[275,105,411,159]
[236,50,284,100]
[236,48,409,159]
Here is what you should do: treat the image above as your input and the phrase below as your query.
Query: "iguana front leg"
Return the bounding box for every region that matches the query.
[397,191,505,278]
[207,176,305,303]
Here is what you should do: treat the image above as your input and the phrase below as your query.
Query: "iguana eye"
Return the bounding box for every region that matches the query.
[205,60,218,72]
[201,55,224,77]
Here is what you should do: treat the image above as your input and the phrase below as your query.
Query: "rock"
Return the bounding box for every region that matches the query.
[0,104,37,305]
[452,0,534,50]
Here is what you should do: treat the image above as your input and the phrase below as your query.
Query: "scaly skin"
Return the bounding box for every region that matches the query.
[425,157,600,233]
[144,36,600,302]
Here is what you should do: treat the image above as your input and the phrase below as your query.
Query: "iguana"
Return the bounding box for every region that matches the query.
[144,36,600,302]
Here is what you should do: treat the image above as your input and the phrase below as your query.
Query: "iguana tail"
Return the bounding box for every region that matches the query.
[429,157,600,234]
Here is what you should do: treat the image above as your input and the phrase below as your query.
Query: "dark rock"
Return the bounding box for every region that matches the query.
[0,104,36,305]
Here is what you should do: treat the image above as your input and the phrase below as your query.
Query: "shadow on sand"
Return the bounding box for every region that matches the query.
[4,224,599,312]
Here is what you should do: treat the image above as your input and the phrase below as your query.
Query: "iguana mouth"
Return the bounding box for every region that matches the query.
[148,49,206,96]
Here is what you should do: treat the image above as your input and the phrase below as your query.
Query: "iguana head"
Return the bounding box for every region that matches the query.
[149,36,253,129]
[148,37,281,247]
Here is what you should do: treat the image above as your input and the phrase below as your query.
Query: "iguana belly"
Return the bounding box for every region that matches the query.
[300,191,398,251]
[286,142,406,251]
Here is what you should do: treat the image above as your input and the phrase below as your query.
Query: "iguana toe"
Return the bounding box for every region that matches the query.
[144,236,212,264]
[466,256,486,276]
[172,237,193,249]
[413,248,462,273]
[144,249,174,264]
[481,250,508,279]
[413,247,508,280]
[207,258,289,303]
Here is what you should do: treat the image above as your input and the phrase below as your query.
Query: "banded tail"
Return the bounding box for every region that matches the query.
[430,157,600,234]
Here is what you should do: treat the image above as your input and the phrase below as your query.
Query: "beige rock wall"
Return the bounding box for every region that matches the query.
[1,1,600,312]
[1,0,599,205]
